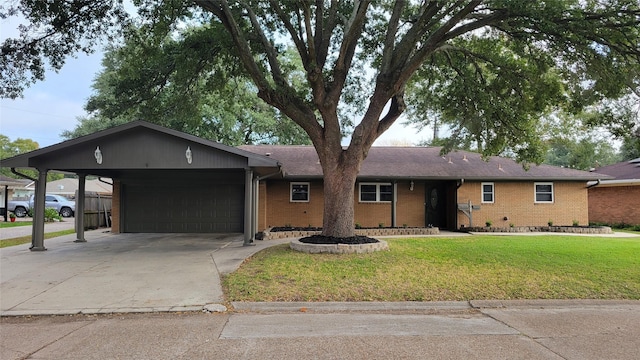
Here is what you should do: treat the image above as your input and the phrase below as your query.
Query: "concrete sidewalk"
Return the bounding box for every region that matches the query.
[1,300,639,359]
[0,218,75,240]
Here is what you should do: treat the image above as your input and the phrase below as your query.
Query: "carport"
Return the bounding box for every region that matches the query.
[0,121,281,250]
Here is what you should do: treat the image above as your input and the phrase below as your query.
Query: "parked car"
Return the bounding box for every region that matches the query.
[7,199,30,218]
[29,194,76,218]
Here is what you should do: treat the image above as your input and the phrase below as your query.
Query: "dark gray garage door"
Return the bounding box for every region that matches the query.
[122,181,244,233]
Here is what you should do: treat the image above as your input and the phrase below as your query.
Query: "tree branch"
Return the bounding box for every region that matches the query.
[379,0,405,74]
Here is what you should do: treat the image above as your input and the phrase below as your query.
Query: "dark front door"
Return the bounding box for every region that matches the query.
[425,182,447,228]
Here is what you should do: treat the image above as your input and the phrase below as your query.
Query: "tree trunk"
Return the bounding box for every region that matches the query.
[322,167,359,237]
[320,153,361,238]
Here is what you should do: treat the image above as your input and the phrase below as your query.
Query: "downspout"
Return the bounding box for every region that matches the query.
[98,177,113,185]
[11,168,37,182]
[586,179,601,189]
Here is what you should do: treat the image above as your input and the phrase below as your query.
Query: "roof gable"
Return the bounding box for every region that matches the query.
[1,121,279,176]
[240,145,610,181]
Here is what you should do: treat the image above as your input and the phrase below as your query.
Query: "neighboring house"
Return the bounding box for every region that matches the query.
[588,158,640,226]
[0,175,31,217]
[1,121,607,248]
[240,145,607,230]
[0,176,32,201]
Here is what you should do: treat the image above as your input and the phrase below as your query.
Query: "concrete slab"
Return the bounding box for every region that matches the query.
[0,312,563,360]
[480,304,640,360]
[1,231,243,315]
[219,313,519,338]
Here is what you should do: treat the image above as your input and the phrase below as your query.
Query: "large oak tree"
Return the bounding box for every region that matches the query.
[1,1,639,237]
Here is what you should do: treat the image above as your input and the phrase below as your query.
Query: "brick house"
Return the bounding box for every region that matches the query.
[588,158,640,226]
[240,145,606,230]
[1,121,608,250]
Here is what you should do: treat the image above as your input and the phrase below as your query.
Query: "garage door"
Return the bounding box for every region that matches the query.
[122,182,244,233]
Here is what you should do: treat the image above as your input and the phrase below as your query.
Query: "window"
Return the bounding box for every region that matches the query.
[535,182,554,203]
[481,182,494,203]
[359,183,393,202]
[290,182,310,202]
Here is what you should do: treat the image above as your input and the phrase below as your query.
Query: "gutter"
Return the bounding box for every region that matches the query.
[587,178,640,188]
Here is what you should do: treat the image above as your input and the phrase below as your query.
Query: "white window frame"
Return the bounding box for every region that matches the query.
[359,183,393,203]
[290,182,310,202]
[534,182,554,203]
[481,182,495,203]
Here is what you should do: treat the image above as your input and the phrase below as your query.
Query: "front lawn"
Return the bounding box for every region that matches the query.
[223,235,640,301]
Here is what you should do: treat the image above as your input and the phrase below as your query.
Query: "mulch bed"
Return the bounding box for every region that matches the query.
[299,234,379,245]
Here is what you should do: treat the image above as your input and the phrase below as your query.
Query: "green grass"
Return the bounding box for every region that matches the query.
[0,221,33,228]
[0,229,76,248]
[223,235,640,301]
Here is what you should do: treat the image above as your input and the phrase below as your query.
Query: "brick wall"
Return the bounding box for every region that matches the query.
[262,180,325,228]
[394,181,425,228]
[111,179,120,233]
[261,180,427,230]
[588,185,640,225]
[457,181,589,228]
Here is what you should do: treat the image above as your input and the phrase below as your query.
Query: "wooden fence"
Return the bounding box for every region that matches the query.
[79,191,112,230]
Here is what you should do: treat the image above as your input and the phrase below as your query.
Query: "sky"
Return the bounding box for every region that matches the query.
[0,16,432,149]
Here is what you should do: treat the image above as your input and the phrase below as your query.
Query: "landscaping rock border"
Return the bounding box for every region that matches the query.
[290,238,389,254]
[464,225,613,234]
[262,227,440,240]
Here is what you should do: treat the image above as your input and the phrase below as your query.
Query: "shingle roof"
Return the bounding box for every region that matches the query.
[239,145,609,181]
[591,158,640,180]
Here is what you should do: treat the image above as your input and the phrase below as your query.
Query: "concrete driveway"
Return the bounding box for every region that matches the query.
[1,230,266,315]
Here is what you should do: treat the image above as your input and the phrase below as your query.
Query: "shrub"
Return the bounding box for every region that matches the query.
[44,208,62,222]
[573,220,579,226]
[548,220,554,226]
[485,220,493,227]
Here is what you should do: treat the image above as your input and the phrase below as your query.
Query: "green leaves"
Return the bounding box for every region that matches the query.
[0,0,128,99]
[405,0,639,163]
[65,23,310,145]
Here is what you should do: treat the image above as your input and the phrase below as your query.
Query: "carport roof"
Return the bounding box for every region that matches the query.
[1,121,280,177]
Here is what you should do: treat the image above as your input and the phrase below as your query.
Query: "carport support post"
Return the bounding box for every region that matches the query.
[252,177,258,239]
[75,174,86,242]
[243,169,254,246]
[31,169,48,251]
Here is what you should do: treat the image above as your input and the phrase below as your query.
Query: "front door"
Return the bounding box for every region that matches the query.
[425,182,447,228]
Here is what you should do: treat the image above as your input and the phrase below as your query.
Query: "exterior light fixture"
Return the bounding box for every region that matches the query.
[94,146,103,164]
[185,146,193,164]
[410,181,414,191]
